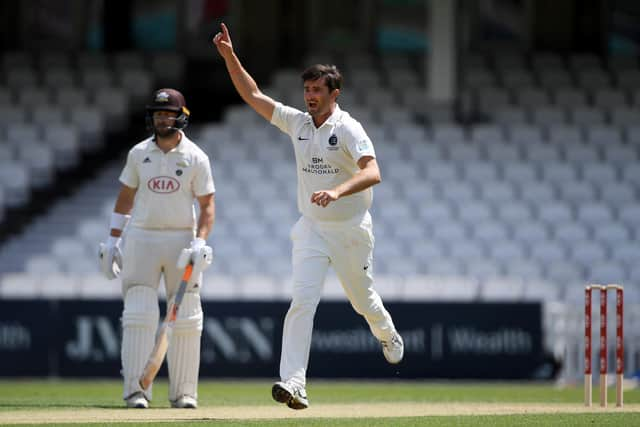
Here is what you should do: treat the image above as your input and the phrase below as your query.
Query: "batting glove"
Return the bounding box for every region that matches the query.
[177,238,213,277]
[98,236,123,280]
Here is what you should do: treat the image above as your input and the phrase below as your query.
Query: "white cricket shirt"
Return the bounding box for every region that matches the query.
[271,103,376,222]
[119,131,215,230]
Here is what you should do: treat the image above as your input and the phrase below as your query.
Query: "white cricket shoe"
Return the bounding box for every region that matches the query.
[272,381,309,410]
[171,395,198,409]
[125,392,149,409]
[381,331,404,364]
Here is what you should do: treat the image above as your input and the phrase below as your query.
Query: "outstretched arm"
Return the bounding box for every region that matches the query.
[213,23,276,122]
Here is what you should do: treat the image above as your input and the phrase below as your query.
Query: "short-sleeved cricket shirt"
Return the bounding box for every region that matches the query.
[119,131,215,230]
[270,103,376,222]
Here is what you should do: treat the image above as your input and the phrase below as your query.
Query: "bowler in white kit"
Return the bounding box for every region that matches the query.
[98,88,215,409]
[213,23,403,410]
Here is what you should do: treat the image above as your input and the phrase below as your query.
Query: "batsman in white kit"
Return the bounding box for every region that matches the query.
[98,88,215,409]
[214,23,403,410]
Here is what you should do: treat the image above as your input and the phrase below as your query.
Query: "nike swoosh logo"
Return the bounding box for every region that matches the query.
[298,136,309,140]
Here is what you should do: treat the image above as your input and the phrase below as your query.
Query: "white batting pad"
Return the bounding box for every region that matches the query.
[167,292,203,402]
[121,286,158,400]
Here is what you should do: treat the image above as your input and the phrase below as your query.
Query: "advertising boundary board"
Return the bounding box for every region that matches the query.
[0,300,552,379]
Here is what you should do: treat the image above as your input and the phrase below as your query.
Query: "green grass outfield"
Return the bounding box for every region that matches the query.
[0,379,639,426]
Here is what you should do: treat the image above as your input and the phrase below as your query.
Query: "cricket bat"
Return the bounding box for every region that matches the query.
[139,263,193,390]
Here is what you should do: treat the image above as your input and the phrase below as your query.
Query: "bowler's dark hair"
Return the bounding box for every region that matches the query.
[301,64,342,92]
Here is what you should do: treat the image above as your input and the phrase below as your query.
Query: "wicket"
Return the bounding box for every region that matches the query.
[584,284,623,408]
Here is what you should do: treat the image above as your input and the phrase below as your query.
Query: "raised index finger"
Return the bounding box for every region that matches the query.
[221,22,230,38]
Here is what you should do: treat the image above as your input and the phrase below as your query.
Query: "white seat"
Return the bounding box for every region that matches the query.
[375,240,406,259]
[417,203,453,223]
[581,163,617,184]
[593,223,630,246]
[403,275,478,301]
[0,106,27,127]
[569,241,607,266]
[431,222,467,242]
[93,87,130,130]
[603,143,638,164]
[6,67,38,88]
[587,262,626,284]
[517,182,556,203]
[508,124,543,144]
[478,180,516,203]
[423,257,463,276]
[199,275,239,300]
[462,161,498,182]
[562,143,600,163]
[42,124,80,170]
[502,163,538,184]
[554,87,587,108]
[439,182,476,203]
[113,51,146,71]
[480,277,525,301]
[540,162,578,183]
[393,221,427,241]
[576,203,613,226]
[472,221,510,245]
[0,162,30,207]
[522,279,561,302]
[79,274,121,299]
[484,141,521,161]
[469,124,504,143]
[372,275,403,301]
[552,222,589,245]
[599,183,635,204]
[585,125,622,146]
[18,87,50,107]
[424,163,459,182]
[408,240,445,260]
[448,242,485,260]
[530,107,567,127]
[15,141,55,188]
[529,240,566,264]
[464,259,501,281]
[39,274,80,298]
[29,108,64,132]
[611,242,640,265]
[522,144,562,162]
[569,107,606,126]
[80,69,113,89]
[502,260,544,281]
[456,202,492,224]
[238,275,283,300]
[548,125,584,144]
[621,164,640,183]
[545,261,584,284]
[618,203,640,227]
[69,107,105,151]
[593,89,628,109]
[42,67,76,88]
[7,123,39,142]
[489,241,526,263]
[514,222,551,245]
[432,124,465,142]
[0,273,40,298]
[537,202,573,223]
[496,202,534,224]
[446,142,482,162]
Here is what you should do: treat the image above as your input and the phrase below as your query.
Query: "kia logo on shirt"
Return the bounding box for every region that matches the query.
[147,176,180,193]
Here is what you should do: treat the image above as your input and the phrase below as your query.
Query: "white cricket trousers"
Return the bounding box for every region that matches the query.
[280,213,397,388]
[120,227,203,402]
